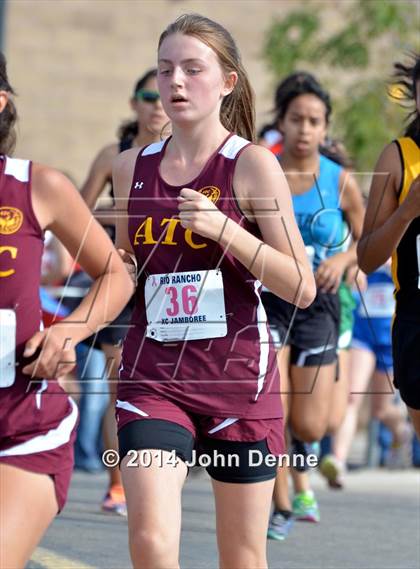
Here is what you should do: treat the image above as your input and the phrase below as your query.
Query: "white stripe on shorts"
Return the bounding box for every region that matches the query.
[115,399,149,417]
[208,417,239,435]
[35,379,48,410]
[296,344,336,367]
[0,397,78,457]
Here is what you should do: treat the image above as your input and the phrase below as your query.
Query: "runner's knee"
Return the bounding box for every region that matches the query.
[129,527,178,568]
[219,544,266,569]
[291,419,325,443]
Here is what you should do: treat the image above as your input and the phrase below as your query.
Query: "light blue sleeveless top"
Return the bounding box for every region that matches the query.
[289,154,344,271]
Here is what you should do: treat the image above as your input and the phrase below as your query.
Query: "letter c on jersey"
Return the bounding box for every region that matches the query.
[0,246,18,277]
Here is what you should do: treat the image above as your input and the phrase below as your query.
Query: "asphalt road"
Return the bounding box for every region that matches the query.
[27,467,420,569]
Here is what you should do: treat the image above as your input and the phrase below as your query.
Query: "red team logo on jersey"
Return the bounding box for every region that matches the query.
[198,186,221,204]
[0,207,23,235]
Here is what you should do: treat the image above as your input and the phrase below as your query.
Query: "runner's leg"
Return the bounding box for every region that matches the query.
[370,370,411,466]
[121,452,187,568]
[102,343,122,483]
[0,464,58,568]
[101,343,125,513]
[370,370,406,441]
[289,363,337,442]
[407,409,420,439]
[213,478,275,569]
[328,349,351,433]
[272,346,292,512]
[332,347,375,463]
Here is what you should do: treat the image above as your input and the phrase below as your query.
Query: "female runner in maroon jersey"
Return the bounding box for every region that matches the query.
[113,14,315,568]
[0,52,134,568]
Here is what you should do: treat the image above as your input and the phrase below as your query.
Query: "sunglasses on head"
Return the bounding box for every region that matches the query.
[135,89,160,103]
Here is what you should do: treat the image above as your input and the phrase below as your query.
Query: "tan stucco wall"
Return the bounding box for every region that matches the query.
[4,0,415,183]
[4,0,305,182]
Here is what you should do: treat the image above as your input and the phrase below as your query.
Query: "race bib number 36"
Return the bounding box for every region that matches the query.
[145,269,227,342]
[0,309,16,387]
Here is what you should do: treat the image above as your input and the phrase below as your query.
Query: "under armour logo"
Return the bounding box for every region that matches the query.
[134,181,144,190]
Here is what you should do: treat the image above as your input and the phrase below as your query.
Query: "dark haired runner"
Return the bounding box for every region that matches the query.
[80,69,169,514]
[358,53,420,438]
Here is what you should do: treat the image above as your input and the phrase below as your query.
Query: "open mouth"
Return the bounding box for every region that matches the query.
[296,140,310,148]
[171,94,188,103]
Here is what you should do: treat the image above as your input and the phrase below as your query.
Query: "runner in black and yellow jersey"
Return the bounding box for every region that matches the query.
[358,53,420,438]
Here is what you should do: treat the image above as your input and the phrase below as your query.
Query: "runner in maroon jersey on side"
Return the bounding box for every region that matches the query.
[80,68,169,517]
[0,53,134,568]
[113,14,316,568]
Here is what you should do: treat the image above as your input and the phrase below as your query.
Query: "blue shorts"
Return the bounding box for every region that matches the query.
[351,315,393,373]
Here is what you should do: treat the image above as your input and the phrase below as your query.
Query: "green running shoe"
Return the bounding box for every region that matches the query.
[292,490,320,523]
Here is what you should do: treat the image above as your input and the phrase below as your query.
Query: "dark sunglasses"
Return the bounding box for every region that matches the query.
[135,89,160,103]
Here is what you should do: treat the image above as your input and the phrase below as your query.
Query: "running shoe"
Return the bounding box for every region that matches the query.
[101,484,127,516]
[267,510,294,541]
[292,490,320,522]
[385,440,412,469]
[319,454,345,489]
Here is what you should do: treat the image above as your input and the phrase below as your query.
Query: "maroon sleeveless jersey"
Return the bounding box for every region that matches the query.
[119,135,282,419]
[0,155,77,458]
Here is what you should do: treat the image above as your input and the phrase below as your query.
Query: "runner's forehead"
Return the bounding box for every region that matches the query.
[286,95,327,118]
[158,57,207,65]
[158,34,216,63]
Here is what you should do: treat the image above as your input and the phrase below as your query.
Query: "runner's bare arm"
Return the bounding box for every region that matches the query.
[337,172,365,273]
[31,164,134,342]
[357,142,412,273]
[178,145,316,308]
[112,148,139,259]
[340,170,365,244]
[235,146,316,307]
[80,144,118,209]
[315,171,365,293]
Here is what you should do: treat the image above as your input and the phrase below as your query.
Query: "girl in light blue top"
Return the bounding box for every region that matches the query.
[262,72,365,539]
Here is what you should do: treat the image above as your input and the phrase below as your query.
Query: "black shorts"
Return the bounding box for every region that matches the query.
[392,315,420,410]
[87,223,132,347]
[118,417,285,484]
[262,290,340,367]
[93,300,134,347]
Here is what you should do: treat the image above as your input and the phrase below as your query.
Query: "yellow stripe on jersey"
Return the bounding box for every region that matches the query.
[391,249,400,293]
[397,137,420,204]
[391,137,420,293]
